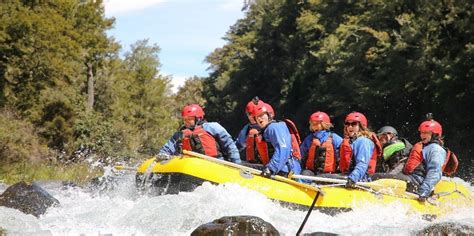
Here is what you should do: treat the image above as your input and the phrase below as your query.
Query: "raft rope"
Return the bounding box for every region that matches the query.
[296,190,321,236]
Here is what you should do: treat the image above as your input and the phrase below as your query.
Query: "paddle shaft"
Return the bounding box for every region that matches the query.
[183,150,263,175]
[183,150,320,192]
[291,174,420,199]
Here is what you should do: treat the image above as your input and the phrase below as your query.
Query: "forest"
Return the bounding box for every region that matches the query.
[1,0,472,182]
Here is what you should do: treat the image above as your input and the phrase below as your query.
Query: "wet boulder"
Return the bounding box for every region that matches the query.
[191,215,279,236]
[0,181,59,217]
[417,222,474,235]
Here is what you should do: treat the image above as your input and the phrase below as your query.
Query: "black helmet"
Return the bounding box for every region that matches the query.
[377,126,398,136]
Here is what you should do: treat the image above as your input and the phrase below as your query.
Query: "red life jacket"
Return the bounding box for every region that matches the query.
[245,127,270,165]
[250,120,302,164]
[339,133,382,174]
[403,141,459,176]
[306,135,335,173]
[283,119,302,159]
[182,125,220,157]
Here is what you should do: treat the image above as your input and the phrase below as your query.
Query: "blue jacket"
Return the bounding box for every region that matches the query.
[159,122,241,163]
[412,143,446,197]
[262,122,302,175]
[300,130,343,166]
[347,136,375,182]
[235,123,261,152]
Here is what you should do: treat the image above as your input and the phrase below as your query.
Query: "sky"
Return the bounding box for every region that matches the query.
[104,0,245,92]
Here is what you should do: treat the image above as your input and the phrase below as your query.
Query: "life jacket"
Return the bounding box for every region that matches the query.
[339,133,382,174]
[404,141,459,176]
[283,119,302,159]
[251,120,302,164]
[181,125,220,157]
[443,149,459,176]
[245,127,270,165]
[305,135,335,173]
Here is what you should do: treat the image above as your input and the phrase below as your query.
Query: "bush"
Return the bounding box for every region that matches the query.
[0,109,50,163]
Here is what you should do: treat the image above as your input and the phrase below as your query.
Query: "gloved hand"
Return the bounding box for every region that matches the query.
[156,153,171,160]
[418,196,427,203]
[261,167,272,178]
[345,178,357,189]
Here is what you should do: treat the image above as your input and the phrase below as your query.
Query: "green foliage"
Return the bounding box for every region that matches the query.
[0,1,178,171]
[0,108,50,163]
[111,39,178,155]
[203,0,474,166]
[174,76,206,110]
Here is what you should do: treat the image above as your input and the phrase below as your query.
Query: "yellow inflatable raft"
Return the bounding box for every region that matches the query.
[135,151,473,216]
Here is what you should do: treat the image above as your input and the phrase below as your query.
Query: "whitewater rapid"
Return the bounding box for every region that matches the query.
[0,175,473,235]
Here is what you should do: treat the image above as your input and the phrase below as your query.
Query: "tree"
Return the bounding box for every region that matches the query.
[111,40,178,155]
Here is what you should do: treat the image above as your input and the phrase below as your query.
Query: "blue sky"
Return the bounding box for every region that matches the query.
[104,0,245,91]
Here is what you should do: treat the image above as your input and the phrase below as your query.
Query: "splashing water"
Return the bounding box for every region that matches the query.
[0,176,473,235]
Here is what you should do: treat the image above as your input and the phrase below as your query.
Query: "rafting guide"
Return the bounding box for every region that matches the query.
[158,104,241,164]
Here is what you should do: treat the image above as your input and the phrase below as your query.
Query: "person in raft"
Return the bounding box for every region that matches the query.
[235,96,267,164]
[249,102,302,177]
[402,116,458,202]
[339,112,382,188]
[299,111,343,176]
[158,104,241,163]
[375,125,412,174]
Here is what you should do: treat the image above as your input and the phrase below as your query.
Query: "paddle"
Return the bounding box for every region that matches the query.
[182,150,321,192]
[290,174,416,198]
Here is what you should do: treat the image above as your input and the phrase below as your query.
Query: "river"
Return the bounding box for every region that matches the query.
[0,174,473,235]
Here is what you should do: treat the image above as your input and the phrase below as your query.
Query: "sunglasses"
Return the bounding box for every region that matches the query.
[344,121,358,127]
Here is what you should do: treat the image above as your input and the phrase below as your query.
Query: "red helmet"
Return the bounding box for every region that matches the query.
[251,102,274,118]
[345,112,368,127]
[181,104,204,118]
[309,111,331,124]
[418,120,442,136]
[245,98,264,114]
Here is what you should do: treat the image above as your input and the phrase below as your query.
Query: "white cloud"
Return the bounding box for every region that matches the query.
[104,0,167,16]
[218,0,245,11]
[165,74,188,93]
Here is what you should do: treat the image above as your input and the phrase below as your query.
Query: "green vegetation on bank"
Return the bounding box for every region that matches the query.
[0,1,204,181]
[0,160,103,185]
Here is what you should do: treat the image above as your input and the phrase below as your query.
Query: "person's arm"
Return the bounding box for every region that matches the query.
[235,124,249,151]
[205,123,241,164]
[266,124,292,174]
[418,144,446,197]
[348,138,374,182]
[158,131,181,155]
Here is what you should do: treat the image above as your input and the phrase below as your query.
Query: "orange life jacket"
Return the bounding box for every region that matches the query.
[249,120,302,164]
[404,141,459,176]
[306,135,335,173]
[182,125,220,157]
[339,133,382,174]
[245,127,270,165]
